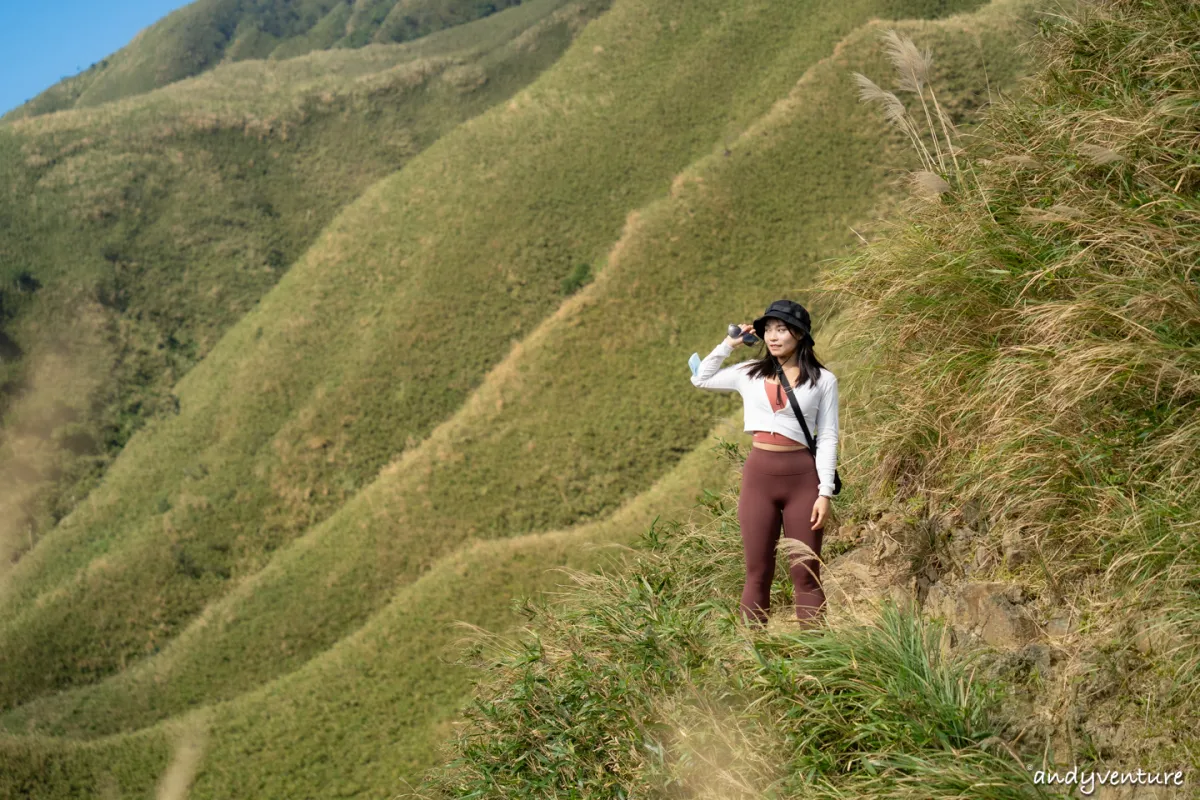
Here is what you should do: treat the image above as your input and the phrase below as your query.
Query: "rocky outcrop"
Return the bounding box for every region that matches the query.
[823,506,1042,649]
[819,504,1193,792]
[924,581,1038,649]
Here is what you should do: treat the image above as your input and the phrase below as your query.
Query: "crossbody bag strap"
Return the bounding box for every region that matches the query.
[776,365,816,453]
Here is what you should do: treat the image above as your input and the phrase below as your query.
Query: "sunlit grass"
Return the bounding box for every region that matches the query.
[0,0,1077,795]
[0,0,597,586]
[414,484,1052,798]
[824,0,1200,772]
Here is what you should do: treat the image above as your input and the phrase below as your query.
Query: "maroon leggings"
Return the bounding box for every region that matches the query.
[737,446,826,626]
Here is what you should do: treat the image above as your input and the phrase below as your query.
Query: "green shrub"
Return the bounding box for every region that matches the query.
[560,261,593,295]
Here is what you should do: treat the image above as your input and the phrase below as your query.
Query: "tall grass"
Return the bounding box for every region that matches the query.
[825,0,1200,769]
[414,486,1055,798]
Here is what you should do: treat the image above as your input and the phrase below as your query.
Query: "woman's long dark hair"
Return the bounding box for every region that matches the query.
[742,322,828,390]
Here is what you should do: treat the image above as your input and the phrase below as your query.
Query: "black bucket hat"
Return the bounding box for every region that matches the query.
[753,299,812,341]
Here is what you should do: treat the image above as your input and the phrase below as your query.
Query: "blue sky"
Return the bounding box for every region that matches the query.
[0,1,192,115]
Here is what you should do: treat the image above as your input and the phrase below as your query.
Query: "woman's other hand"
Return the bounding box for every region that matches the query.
[724,323,754,349]
[811,496,831,530]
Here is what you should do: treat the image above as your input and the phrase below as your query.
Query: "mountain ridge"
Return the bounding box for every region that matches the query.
[3,0,532,121]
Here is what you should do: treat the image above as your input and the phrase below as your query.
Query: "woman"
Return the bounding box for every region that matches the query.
[690,299,839,629]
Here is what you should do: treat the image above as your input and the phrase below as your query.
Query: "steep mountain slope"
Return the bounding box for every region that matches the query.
[0,0,597,572]
[3,0,531,120]
[0,0,995,713]
[0,417,743,798]
[0,0,1042,793]
[418,0,1200,793]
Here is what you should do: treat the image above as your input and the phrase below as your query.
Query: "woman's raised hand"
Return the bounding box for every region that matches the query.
[724,323,754,349]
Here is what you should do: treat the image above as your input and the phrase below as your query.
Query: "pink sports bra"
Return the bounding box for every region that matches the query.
[752,381,804,446]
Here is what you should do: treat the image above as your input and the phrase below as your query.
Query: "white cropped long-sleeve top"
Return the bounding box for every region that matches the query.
[690,340,839,497]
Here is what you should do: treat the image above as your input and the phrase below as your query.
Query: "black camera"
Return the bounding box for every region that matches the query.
[728,323,759,345]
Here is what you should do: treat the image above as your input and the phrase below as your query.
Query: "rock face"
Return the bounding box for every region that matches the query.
[823,509,1039,650]
[825,553,1038,651]
[822,537,916,627]
[820,506,1186,791]
[925,581,1038,649]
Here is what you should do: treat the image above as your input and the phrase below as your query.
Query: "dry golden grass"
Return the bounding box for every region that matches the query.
[825,0,1200,770]
[0,292,112,576]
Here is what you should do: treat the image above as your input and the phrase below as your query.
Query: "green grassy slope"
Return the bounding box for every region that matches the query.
[0,417,741,799]
[421,0,1200,791]
[0,0,596,571]
[0,0,1040,793]
[0,0,998,714]
[3,0,531,120]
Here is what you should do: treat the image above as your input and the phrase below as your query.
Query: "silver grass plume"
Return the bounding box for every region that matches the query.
[910,170,952,198]
[1000,154,1039,169]
[853,72,935,171]
[853,73,906,124]
[1019,204,1087,224]
[1078,143,1124,165]
[882,29,959,176]
[882,29,932,93]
